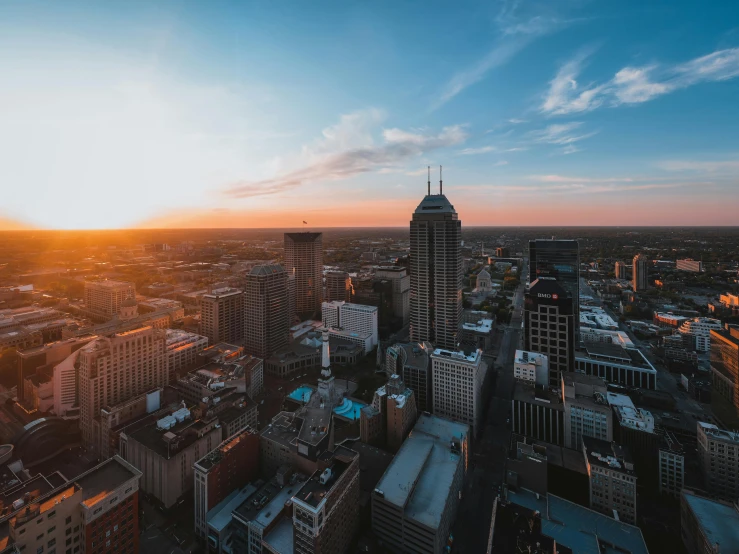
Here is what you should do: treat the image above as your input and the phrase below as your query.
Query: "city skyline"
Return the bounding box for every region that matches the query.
[2,0,739,230]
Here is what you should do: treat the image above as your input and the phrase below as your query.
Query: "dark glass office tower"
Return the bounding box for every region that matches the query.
[524,278,575,387]
[529,239,580,323]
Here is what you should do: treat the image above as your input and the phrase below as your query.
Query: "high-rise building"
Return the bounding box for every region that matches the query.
[368,373,418,452]
[166,329,209,381]
[632,253,649,292]
[659,432,685,498]
[524,278,575,387]
[385,342,432,412]
[84,279,136,317]
[292,445,360,554]
[582,437,638,525]
[243,264,289,359]
[78,326,169,454]
[431,348,486,435]
[697,421,739,502]
[325,271,353,302]
[562,372,612,450]
[200,287,244,345]
[372,414,469,554]
[678,317,722,352]
[374,266,411,326]
[409,182,462,350]
[193,426,260,539]
[513,350,549,386]
[677,259,704,272]
[614,260,627,279]
[321,301,378,353]
[284,232,323,319]
[528,239,579,322]
[710,324,739,426]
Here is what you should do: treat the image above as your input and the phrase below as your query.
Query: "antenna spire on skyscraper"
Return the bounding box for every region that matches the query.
[427,166,431,196]
[439,165,443,195]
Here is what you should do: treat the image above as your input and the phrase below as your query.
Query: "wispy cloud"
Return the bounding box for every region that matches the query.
[532,174,634,183]
[656,159,739,172]
[542,47,739,115]
[458,146,497,155]
[527,122,598,147]
[432,4,575,110]
[508,118,528,124]
[224,110,467,198]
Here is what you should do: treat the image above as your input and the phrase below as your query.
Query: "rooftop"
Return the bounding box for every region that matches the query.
[682,490,739,550]
[262,516,294,554]
[297,406,333,446]
[75,456,141,508]
[294,454,353,510]
[374,414,468,529]
[513,381,563,407]
[285,232,322,242]
[582,436,636,474]
[413,194,457,216]
[261,412,303,450]
[233,475,308,529]
[85,280,135,289]
[506,489,648,554]
[698,421,739,443]
[249,264,285,276]
[126,413,216,459]
[194,427,258,473]
[431,347,481,364]
[206,485,256,533]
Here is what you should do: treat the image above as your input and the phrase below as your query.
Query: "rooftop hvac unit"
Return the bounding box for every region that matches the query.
[319,468,333,485]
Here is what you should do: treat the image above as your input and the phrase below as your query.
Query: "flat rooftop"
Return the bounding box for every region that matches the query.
[75,456,140,508]
[262,516,294,554]
[261,412,303,449]
[295,457,352,510]
[233,476,308,529]
[513,382,563,407]
[682,490,739,551]
[431,347,481,364]
[207,485,256,533]
[374,414,469,529]
[698,421,739,444]
[583,436,635,475]
[127,416,213,459]
[507,489,648,554]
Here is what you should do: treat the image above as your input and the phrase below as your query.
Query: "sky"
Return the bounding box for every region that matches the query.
[1,0,739,230]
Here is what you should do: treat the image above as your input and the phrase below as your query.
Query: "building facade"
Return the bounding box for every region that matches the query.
[696,421,739,502]
[284,232,323,319]
[78,326,169,454]
[680,489,739,554]
[614,260,627,280]
[409,190,462,350]
[84,280,136,317]
[431,348,485,435]
[632,254,649,292]
[524,278,575,387]
[244,264,289,359]
[513,350,549,386]
[659,433,685,498]
[583,437,638,525]
[710,324,739,426]
[325,271,352,303]
[529,239,579,323]
[200,288,244,345]
[676,259,704,272]
[678,317,722,352]
[321,301,378,352]
[562,373,613,450]
[166,329,209,381]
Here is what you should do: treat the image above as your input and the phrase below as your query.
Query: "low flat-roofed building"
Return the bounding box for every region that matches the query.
[514,350,549,386]
[681,489,739,554]
[511,381,565,446]
[502,489,648,554]
[372,414,469,554]
[562,373,612,450]
[166,329,209,381]
[575,342,657,390]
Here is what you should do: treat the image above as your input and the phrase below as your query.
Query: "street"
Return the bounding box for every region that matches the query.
[451,260,526,554]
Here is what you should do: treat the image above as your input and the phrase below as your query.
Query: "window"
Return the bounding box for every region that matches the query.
[65,516,72,525]
[47,511,56,519]
[48,527,56,534]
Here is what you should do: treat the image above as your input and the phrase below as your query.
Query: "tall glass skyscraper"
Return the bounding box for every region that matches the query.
[410,188,462,350]
[529,239,580,323]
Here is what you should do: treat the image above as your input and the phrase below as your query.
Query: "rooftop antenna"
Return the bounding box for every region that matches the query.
[439,165,443,195]
[427,166,431,196]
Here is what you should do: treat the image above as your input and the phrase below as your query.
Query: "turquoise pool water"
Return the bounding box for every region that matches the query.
[288,386,313,403]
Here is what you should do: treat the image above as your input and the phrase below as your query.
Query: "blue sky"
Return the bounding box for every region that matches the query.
[1,0,738,228]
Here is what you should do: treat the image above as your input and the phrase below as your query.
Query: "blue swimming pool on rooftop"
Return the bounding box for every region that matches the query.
[288,386,313,403]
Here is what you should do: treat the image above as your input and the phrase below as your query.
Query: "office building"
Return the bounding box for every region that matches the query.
[524,278,575,387]
[431,348,486,435]
[193,427,260,539]
[385,342,432,412]
[511,382,565,445]
[120,409,223,508]
[325,271,352,303]
[677,259,704,272]
[582,437,638,525]
[608,392,659,482]
[78,326,169,454]
[291,446,360,554]
[374,266,411,326]
[200,287,244,345]
[614,260,627,280]
[500,489,648,554]
[678,317,722,352]
[287,270,297,322]
[370,373,418,452]
[322,301,378,353]
[84,279,136,317]
[562,373,612,450]
[166,329,209,381]
[575,342,658,389]
[710,324,739,426]
[528,239,579,323]
[632,254,649,292]
[697,421,739,502]
[513,350,549,386]
[458,312,494,351]
[98,387,164,459]
[0,456,141,554]
[680,489,739,554]
[659,432,685,497]
[284,232,323,319]
[243,264,289,359]
[719,293,739,309]
[196,342,264,398]
[372,414,469,554]
[409,183,462,350]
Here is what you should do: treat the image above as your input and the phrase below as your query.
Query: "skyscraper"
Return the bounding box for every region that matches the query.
[529,239,580,323]
[325,270,353,302]
[632,253,649,292]
[614,260,627,280]
[200,287,244,344]
[243,264,289,359]
[410,173,462,349]
[284,232,323,319]
[524,278,575,386]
